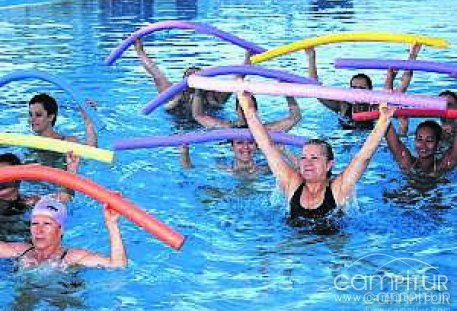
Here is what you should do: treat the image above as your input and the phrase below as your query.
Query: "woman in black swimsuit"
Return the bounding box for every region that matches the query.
[237,89,394,221]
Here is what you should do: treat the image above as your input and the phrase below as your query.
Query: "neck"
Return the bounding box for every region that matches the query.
[415,156,435,173]
[304,180,327,193]
[234,159,256,172]
[33,244,62,262]
[37,127,59,139]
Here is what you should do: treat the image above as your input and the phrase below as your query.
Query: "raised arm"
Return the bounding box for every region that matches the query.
[192,89,232,128]
[437,131,457,173]
[238,91,302,199]
[79,99,98,147]
[180,145,193,169]
[384,117,414,171]
[397,43,421,93]
[333,104,394,204]
[68,206,127,268]
[385,44,422,135]
[0,242,28,258]
[305,48,341,113]
[264,96,302,132]
[134,39,172,92]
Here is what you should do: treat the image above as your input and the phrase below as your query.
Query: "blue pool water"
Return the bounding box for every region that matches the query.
[0,0,456,310]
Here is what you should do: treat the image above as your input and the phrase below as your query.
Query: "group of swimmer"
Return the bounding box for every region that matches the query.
[0,35,456,271]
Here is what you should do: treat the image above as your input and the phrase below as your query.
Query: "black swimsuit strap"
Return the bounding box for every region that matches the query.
[18,246,34,258]
[60,249,69,261]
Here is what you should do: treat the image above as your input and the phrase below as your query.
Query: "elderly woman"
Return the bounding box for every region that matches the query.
[0,198,127,269]
[238,90,393,220]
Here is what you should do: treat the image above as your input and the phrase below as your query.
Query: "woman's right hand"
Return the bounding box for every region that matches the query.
[378,103,395,122]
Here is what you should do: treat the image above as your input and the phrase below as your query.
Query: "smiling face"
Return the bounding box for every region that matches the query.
[414,126,439,159]
[29,103,55,134]
[299,144,334,182]
[30,215,62,250]
[232,140,257,164]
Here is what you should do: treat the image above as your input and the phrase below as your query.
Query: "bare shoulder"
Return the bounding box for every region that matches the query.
[64,248,92,265]
[8,243,32,255]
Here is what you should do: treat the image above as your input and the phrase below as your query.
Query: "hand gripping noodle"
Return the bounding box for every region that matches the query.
[0,133,114,163]
[114,129,308,150]
[141,65,319,114]
[104,20,266,65]
[250,32,450,64]
[0,70,102,129]
[335,58,457,76]
[187,76,448,110]
[0,165,185,250]
[352,109,457,121]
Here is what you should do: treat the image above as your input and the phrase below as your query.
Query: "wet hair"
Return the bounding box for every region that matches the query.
[0,153,21,188]
[0,153,21,166]
[29,93,58,126]
[416,120,442,143]
[439,90,457,109]
[350,73,373,90]
[230,124,256,146]
[304,139,334,178]
[183,66,202,78]
[235,94,259,111]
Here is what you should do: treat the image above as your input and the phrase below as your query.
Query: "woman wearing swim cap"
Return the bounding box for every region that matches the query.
[0,198,127,269]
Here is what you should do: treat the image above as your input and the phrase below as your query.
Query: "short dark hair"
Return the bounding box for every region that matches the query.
[416,120,442,143]
[350,73,373,90]
[439,90,457,109]
[304,139,334,178]
[29,93,58,126]
[0,153,21,189]
[230,124,257,146]
[0,153,21,165]
[183,66,202,78]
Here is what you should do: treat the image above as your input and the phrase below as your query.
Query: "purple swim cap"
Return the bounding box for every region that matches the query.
[32,198,67,231]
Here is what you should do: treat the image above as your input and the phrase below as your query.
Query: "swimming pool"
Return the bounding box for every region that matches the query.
[0,0,456,310]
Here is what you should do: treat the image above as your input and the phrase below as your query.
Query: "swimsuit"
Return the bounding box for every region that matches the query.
[18,246,69,269]
[289,182,337,219]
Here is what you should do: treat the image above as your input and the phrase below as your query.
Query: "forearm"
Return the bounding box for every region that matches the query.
[137,52,172,92]
[358,116,392,160]
[306,51,318,79]
[82,114,98,147]
[192,91,231,128]
[243,103,298,193]
[337,116,392,200]
[107,224,127,268]
[180,146,192,169]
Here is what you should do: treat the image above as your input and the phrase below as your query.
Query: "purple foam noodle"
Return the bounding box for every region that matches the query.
[335,58,457,76]
[105,20,267,65]
[114,129,308,150]
[141,65,319,114]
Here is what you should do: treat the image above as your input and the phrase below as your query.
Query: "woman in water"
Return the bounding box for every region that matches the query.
[0,198,127,269]
[237,89,394,222]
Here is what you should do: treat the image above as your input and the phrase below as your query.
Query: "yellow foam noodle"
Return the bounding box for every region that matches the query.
[0,133,114,163]
[250,32,450,64]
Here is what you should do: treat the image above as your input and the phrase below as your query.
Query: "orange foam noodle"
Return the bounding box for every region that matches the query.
[0,165,185,250]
